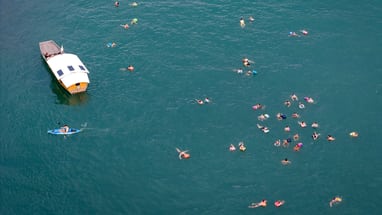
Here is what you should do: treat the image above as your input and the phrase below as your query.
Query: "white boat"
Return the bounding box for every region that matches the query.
[39,40,90,94]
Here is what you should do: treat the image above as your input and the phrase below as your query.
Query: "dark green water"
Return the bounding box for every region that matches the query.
[1,0,382,214]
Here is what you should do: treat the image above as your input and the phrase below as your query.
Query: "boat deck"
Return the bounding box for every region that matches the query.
[39,40,62,58]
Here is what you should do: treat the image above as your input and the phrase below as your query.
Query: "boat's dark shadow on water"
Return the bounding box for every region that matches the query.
[41,59,90,106]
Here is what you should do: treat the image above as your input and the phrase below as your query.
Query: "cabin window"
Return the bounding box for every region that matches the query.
[57,69,64,76]
[67,66,75,71]
[79,65,85,71]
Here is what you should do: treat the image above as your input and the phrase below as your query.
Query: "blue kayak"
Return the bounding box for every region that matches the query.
[47,128,82,135]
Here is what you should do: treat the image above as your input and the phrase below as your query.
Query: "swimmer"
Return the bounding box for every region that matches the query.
[284,100,291,107]
[292,112,300,118]
[327,135,335,141]
[131,18,138,25]
[204,97,210,103]
[60,125,70,133]
[127,65,134,72]
[248,199,267,208]
[176,148,190,160]
[238,142,246,151]
[257,124,270,133]
[300,29,309,35]
[229,144,236,152]
[234,68,243,74]
[274,200,285,207]
[114,1,119,7]
[240,17,245,28]
[311,122,319,128]
[298,121,307,128]
[130,2,138,7]
[298,102,305,109]
[249,16,255,22]
[284,126,290,132]
[293,133,299,141]
[290,93,298,101]
[329,196,342,207]
[304,97,314,103]
[107,42,117,48]
[196,99,204,105]
[252,104,263,110]
[312,131,320,140]
[289,31,300,37]
[349,131,359,138]
[281,158,291,165]
[120,23,129,29]
[274,139,281,147]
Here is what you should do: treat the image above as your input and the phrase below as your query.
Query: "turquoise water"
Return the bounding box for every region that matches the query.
[1,0,382,214]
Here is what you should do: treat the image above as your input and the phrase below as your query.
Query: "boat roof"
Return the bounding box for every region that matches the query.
[47,53,90,87]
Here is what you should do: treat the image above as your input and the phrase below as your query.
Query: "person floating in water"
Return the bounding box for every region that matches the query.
[274,139,281,147]
[294,142,303,151]
[298,102,305,109]
[311,122,319,128]
[248,199,267,208]
[176,148,190,160]
[312,131,320,140]
[281,158,291,165]
[238,141,246,151]
[298,121,307,128]
[329,196,342,207]
[349,131,358,137]
[257,124,270,133]
[131,18,138,25]
[252,103,263,110]
[229,144,236,152]
[304,96,314,103]
[327,135,335,141]
[290,93,298,101]
[240,17,245,28]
